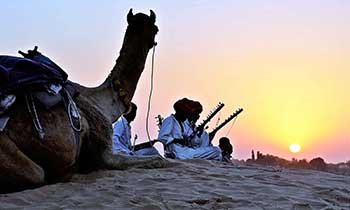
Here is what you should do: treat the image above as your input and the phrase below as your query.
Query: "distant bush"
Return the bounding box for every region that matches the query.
[309,157,327,171]
[247,152,350,176]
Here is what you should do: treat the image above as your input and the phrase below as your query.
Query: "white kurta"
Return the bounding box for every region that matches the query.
[112,116,133,154]
[158,115,222,160]
[198,132,210,147]
[112,116,159,156]
[184,120,210,148]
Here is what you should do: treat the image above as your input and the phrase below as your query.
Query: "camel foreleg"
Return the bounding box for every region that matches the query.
[0,136,45,193]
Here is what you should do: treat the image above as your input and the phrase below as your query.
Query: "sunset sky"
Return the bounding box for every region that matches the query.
[2,1,349,162]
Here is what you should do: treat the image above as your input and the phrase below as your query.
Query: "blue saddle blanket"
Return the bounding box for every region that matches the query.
[0,52,68,96]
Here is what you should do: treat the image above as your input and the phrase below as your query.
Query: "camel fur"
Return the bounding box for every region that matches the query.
[0,9,165,193]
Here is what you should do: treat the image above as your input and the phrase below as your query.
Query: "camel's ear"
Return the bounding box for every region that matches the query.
[127,8,133,24]
[150,10,156,24]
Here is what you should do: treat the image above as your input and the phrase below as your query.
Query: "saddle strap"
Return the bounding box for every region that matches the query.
[62,88,81,132]
[25,93,45,140]
[61,88,82,159]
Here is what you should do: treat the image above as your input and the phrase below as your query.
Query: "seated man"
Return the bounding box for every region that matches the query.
[185,101,211,148]
[187,101,235,162]
[112,103,159,156]
[158,98,222,160]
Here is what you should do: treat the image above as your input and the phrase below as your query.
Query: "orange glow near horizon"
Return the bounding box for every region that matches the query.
[156,47,350,162]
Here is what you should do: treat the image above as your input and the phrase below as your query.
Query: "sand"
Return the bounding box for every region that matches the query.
[1,159,349,210]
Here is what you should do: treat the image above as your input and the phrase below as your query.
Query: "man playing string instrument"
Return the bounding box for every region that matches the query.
[185,101,212,148]
[187,102,235,162]
[158,98,222,160]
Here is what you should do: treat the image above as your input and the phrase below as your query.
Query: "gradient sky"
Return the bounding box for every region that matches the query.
[2,1,349,163]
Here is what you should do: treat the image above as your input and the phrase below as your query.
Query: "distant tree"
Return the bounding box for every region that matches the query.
[257,151,261,160]
[309,157,327,170]
[296,159,309,169]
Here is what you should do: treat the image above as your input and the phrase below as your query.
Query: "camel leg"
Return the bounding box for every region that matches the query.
[0,136,45,193]
[75,102,167,171]
[102,151,167,170]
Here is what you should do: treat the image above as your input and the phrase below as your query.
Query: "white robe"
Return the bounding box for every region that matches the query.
[158,115,222,160]
[112,116,159,156]
[184,120,210,148]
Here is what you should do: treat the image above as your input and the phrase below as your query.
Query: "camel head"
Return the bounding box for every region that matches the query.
[124,9,158,52]
[109,9,158,111]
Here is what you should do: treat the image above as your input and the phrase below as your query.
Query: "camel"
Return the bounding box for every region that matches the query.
[0,9,166,193]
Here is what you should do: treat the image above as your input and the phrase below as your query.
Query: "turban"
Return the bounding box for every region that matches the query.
[125,102,137,114]
[173,98,193,116]
[190,101,203,115]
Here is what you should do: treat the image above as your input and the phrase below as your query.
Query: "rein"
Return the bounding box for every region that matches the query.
[145,43,157,143]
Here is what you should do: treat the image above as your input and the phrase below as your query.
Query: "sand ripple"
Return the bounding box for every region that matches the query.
[0,159,349,209]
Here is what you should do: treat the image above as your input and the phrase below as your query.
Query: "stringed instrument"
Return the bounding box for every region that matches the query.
[190,102,224,138]
[133,114,164,151]
[209,108,243,142]
[133,139,159,151]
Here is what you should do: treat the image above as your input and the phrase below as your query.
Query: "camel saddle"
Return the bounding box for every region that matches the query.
[0,47,81,142]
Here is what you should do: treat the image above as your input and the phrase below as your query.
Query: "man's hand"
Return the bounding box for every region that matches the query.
[209,131,217,142]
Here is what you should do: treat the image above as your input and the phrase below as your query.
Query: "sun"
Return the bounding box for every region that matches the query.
[289,144,301,153]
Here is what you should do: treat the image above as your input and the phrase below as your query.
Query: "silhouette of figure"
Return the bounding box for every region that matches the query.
[251,150,255,160]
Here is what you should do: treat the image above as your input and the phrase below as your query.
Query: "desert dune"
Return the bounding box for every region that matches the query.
[1,159,349,209]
